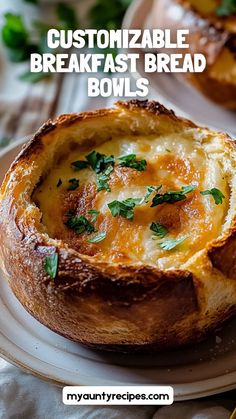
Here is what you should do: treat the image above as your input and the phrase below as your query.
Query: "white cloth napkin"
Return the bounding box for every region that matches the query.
[0,357,234,419]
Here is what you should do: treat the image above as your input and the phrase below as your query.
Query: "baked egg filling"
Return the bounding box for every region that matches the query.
[33,133,228,269]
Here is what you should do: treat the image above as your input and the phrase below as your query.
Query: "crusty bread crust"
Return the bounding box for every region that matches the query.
[153,0,236,109]
[0,100,236,352]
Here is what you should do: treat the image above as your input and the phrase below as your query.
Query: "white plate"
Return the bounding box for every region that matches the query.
[123,0,236,136]
[0,139,236,400]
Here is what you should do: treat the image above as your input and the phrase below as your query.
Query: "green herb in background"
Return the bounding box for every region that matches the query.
[19,71,51,83]
[0,137,11,147]
[2,13,37,62]
[89,0,132,30]
[1,2,79,81]
[216,0,236,16]
[56,2,79,31]
[89,0,132,58]
[1,0,132,82]
[24,0,38,4]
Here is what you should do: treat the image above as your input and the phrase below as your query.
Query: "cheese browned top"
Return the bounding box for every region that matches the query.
[33,131,229,270]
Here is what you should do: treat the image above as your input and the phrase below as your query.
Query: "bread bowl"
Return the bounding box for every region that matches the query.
[0,100,236,352]
[153,0,236,109]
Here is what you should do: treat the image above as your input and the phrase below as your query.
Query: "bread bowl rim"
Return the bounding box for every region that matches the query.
[0,99,236,351]
[1,99,236,289]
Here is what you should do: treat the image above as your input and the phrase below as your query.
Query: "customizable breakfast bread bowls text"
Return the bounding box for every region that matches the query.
[0,100,236,352]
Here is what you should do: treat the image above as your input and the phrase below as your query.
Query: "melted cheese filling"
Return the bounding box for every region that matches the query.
[33,134,229,269]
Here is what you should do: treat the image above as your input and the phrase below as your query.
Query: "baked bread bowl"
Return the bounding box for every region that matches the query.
[153,0,236,109]
[0,100,236,352]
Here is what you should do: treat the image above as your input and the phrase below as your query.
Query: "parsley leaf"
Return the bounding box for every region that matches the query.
[57,179,62,187]
[216,0,236,15]
[44,253,58,279]
[97,165,114,191]
[118,154,147,171]
[71,160,90,170]
[86,150,115,174]
[200,188,225,205]
[88,209,100,223]
[87,231,106,243]
[142,185,162,204]
[108,198,142,220]
[65,214,95,235]
[151,185,196,207]
[159,236,187,251]
[67,178,79,191]
[71,151,115,192]
[150,222,168,239]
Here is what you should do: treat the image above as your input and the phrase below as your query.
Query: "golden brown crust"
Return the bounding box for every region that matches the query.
[153,0,236,109]
[0,100,236,352]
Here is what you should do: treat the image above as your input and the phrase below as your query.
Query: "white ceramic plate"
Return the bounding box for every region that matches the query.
[123,0,236,136]
[0,139,236,400]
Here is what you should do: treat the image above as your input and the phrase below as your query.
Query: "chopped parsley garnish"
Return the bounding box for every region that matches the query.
[86,150,115,174]
[150,222,168,239]
[87,231,106,243]
[71,150,115,192]
[88,209,100,223]
[67,178,79,191]
[65,213,95,235]
[108,198,142,220]
[118,154,147,171]
[71,160,89,170]
[159,236,187,251]
[44,253,58,279]
[97,165,114,191]
[142,185,162,204]
[57,178,62,187]
[151,185,196,207]
[200,188,225,205]
[216,0,236,16]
